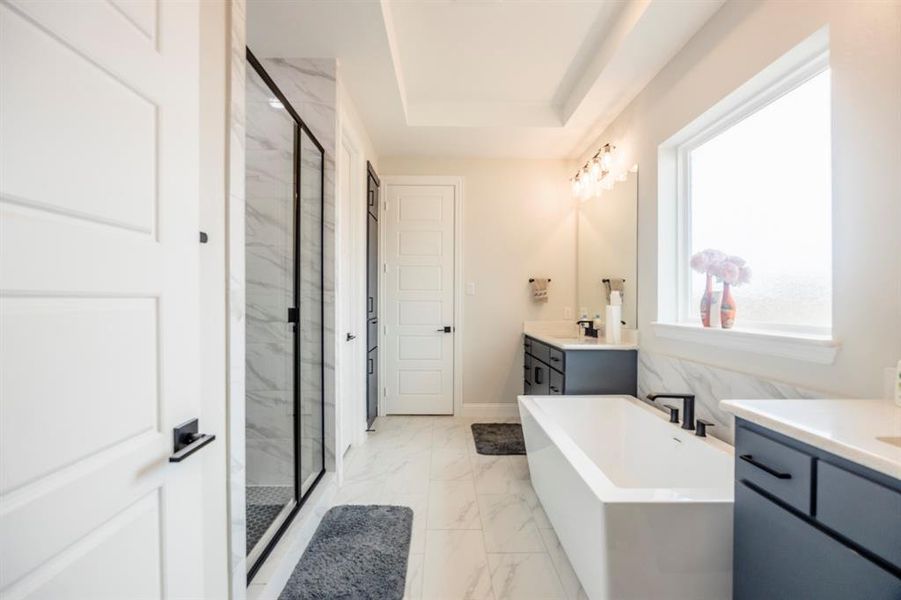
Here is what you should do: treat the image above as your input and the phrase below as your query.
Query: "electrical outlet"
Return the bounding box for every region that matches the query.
[466,282,476,296]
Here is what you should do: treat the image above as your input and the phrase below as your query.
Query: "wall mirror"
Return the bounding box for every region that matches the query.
[576,170,638,328]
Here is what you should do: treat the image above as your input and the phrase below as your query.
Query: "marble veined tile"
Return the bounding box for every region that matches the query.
[422,530,493,600]
[489,553,566,600]
[478,494,544,553]
[638,351,829,444]
[430,448,473,481]
[405,552,424,600]
[428,480,481,530]
[538,527,583,600]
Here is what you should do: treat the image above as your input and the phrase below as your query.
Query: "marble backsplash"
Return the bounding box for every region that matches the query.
[637,351,831,445]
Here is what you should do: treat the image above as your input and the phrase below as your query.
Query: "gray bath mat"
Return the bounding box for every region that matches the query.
[278,505,413,600]
[471,423,526,455]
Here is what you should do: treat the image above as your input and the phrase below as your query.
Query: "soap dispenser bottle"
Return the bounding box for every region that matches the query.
[605,291,622,344]
[593,313,603,333]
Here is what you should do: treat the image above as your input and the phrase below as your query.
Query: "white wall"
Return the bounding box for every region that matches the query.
[338,82,379,172]
[379,158,576,407]
[335,81,380,451]
[578,1,901,400]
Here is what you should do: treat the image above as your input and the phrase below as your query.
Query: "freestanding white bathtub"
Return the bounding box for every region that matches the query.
[518,395,734,600]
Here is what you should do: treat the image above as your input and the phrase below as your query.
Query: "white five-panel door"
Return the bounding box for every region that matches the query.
[384,184,455,415]
[1,3,213,598]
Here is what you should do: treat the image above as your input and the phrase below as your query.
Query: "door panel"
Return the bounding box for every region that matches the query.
[385,184,454,415]
[367,212,378,320]
[365,168,379,427]
[0,2,207,598]
[367,347,378,426]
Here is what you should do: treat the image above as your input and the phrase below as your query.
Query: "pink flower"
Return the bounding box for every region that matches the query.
[690,252,708,273]
[690,249,726,273]
[690,249,750,286]
[718,261,740,285]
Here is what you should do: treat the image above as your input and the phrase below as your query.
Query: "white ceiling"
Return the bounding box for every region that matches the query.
[247,0,724,159]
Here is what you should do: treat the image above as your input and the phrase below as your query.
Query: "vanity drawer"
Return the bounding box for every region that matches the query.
[526,337,550,365]
[549,369,564,395]
[736,426,814,514]
[734,482,901,600]
[548,347,564,371]
[816,461,901,570]
[531,362,549,395]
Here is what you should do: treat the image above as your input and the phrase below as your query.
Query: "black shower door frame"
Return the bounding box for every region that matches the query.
[246,48,326,584]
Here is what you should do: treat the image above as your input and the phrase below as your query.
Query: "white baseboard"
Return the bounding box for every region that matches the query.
[461,402,520,419]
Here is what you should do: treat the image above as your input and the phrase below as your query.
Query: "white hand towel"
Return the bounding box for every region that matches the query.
[530,278,549,302]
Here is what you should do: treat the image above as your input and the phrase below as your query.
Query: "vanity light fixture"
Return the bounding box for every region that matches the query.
[571,143,625,199]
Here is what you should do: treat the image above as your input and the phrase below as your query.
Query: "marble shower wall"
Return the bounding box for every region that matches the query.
[262,58,338,473]
[245,61,297,487]
[227,0,248,594]
[637,351,831,444]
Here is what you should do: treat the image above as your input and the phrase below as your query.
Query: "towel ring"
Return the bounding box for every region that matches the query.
[528,278,551,283]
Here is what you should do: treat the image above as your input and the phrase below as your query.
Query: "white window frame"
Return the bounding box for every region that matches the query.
[654,29,840,364]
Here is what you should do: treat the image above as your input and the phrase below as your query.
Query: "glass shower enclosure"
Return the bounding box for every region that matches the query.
[244,49,325,579]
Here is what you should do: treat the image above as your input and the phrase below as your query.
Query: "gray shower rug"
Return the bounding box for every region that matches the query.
[278,505,413,600]
[471,423,526,455]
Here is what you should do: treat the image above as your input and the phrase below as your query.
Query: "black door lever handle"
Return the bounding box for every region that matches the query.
[169,418,216,463]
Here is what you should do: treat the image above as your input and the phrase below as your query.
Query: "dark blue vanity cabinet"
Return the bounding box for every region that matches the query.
[733,419,901,599]
[522,335,636,396]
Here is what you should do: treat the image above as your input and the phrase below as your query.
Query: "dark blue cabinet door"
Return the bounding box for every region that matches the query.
[734,483,901,600]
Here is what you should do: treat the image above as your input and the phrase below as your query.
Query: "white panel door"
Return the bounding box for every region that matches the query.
[0,2,211,599]
[385,184,455,415]
[337,137,361,455]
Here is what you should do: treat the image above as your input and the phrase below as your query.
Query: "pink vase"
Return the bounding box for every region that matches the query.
[721,282,736,329]
[699,274,713,327]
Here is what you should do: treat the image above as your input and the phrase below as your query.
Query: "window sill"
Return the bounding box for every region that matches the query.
[650,322,840,365]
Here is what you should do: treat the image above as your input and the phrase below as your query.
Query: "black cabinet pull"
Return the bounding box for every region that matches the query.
[739,454,792,479]
[368,297,374,313]
[550,356,560,362]
[368,358,374,375]
[549,386,559,393]
[534,366,543,384]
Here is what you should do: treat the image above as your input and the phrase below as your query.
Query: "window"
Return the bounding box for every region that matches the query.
[679,67,832,335]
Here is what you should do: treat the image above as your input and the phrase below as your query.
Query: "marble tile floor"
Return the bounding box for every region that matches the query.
[329,415,590,600]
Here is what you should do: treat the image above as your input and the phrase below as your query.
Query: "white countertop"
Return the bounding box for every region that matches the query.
[523,320,639,351]
[720,398,901,480]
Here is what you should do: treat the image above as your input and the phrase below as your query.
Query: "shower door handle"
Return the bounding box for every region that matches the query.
[169,418,216,463]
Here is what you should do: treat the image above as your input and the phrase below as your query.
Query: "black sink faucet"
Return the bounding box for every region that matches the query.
[647,393,695,431]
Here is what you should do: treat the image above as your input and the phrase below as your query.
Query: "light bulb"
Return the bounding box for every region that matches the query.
[629,163,639,173]
[616,171,627,182]
[601,149,613,170]
[571,177,580,196]
[589,158,601,180]
[601,176,615,191]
